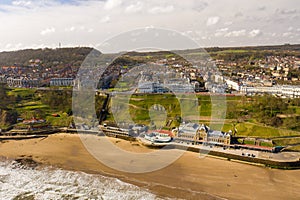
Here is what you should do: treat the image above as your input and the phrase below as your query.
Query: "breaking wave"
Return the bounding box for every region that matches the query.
[0,160,163,200]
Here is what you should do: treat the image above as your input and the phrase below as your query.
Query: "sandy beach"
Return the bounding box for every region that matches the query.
[1,133,300,200]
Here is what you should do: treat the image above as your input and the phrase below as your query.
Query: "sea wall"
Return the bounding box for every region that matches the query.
[171,144,300,169]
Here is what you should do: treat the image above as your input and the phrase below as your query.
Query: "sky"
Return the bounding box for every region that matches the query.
[0,0,299,52]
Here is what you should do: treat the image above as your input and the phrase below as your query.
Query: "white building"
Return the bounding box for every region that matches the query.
[225,79,240,91]
[174,123,231,145]
[50,78,74,87]
[7,77,40,88]
[240,85,300,98]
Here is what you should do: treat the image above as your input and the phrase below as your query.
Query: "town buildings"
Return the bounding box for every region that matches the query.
[0,50,299,99]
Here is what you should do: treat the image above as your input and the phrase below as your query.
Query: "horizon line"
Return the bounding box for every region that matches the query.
[0,43,299,54]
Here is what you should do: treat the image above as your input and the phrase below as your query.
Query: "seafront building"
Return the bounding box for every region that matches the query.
[173,123,232,145]
[99,123,282,154]
[100,122,232,145]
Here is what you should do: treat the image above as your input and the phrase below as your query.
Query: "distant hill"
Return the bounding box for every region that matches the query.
[205,44,300,52]
[0,44,299,68]
[0,47,93,67]
[181,44,300,61]
[109,44,300,60]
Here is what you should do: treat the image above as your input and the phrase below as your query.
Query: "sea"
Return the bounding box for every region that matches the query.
[0,160,165,200]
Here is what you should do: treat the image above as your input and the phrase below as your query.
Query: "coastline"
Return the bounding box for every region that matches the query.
[1,133,300,200]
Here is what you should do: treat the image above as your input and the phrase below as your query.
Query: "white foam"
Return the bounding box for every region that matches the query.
[0,161,162,200]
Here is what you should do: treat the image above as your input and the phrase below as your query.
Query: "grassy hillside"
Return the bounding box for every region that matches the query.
[106,93,300,139]
[1,86,300,144]
[0,47,93,67]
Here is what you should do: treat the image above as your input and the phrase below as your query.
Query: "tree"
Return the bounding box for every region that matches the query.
[252,95,289,127]
[40,90,72,113]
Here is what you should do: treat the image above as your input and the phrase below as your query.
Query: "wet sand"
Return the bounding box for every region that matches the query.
[1,133,300,200]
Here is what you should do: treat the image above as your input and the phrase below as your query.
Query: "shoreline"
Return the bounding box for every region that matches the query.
[1,133,300,199]
[0,133,221,199]
[3,127,300,170]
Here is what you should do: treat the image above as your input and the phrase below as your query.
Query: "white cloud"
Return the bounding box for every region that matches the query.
[258,6,266,11]
[100,15,110,23]
[125,2,142,13]
[282,32,293,37]
[0,0,299,51]
[9,0,60,10]
[276,8,298,15]
[206,16,220,26]
[224,21,233,26]
[64,26,94,33]
[215,28,229,37]
[5,43,12,49]
[104,0,122,10]
[192,1,208,12]
[145,25,154,30]
[225,29,246,37]
[12,1,32,7]
[182,30,193,36]
[15,43,23,49]
[148,5,174,14]
[249,29,262,37]
[65,26,75,32]
[40,27,55,35]
[234,12,243,18]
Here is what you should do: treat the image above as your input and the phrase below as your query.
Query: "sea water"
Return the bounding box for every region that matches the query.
[0,160,163,200]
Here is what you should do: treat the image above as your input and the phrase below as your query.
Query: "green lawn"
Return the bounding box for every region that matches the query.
[108,94,300,138]
[8,88,36,98]
[5,88,73,127]
[234,122,300,138]
[292,106,300,115]
[273,137,300,146]
[285,145,300,151]
[4,88,300,138]
[46,112,73,127]
[18,104,49,111]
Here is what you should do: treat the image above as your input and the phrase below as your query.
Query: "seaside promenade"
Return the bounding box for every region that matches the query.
[2,126,300,169]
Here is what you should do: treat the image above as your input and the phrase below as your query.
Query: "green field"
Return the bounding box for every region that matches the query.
[285,145,300,151]
[7,88,36,98]
[4,88,73,128]
[3,88,300,149]
[107,94,300,139]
